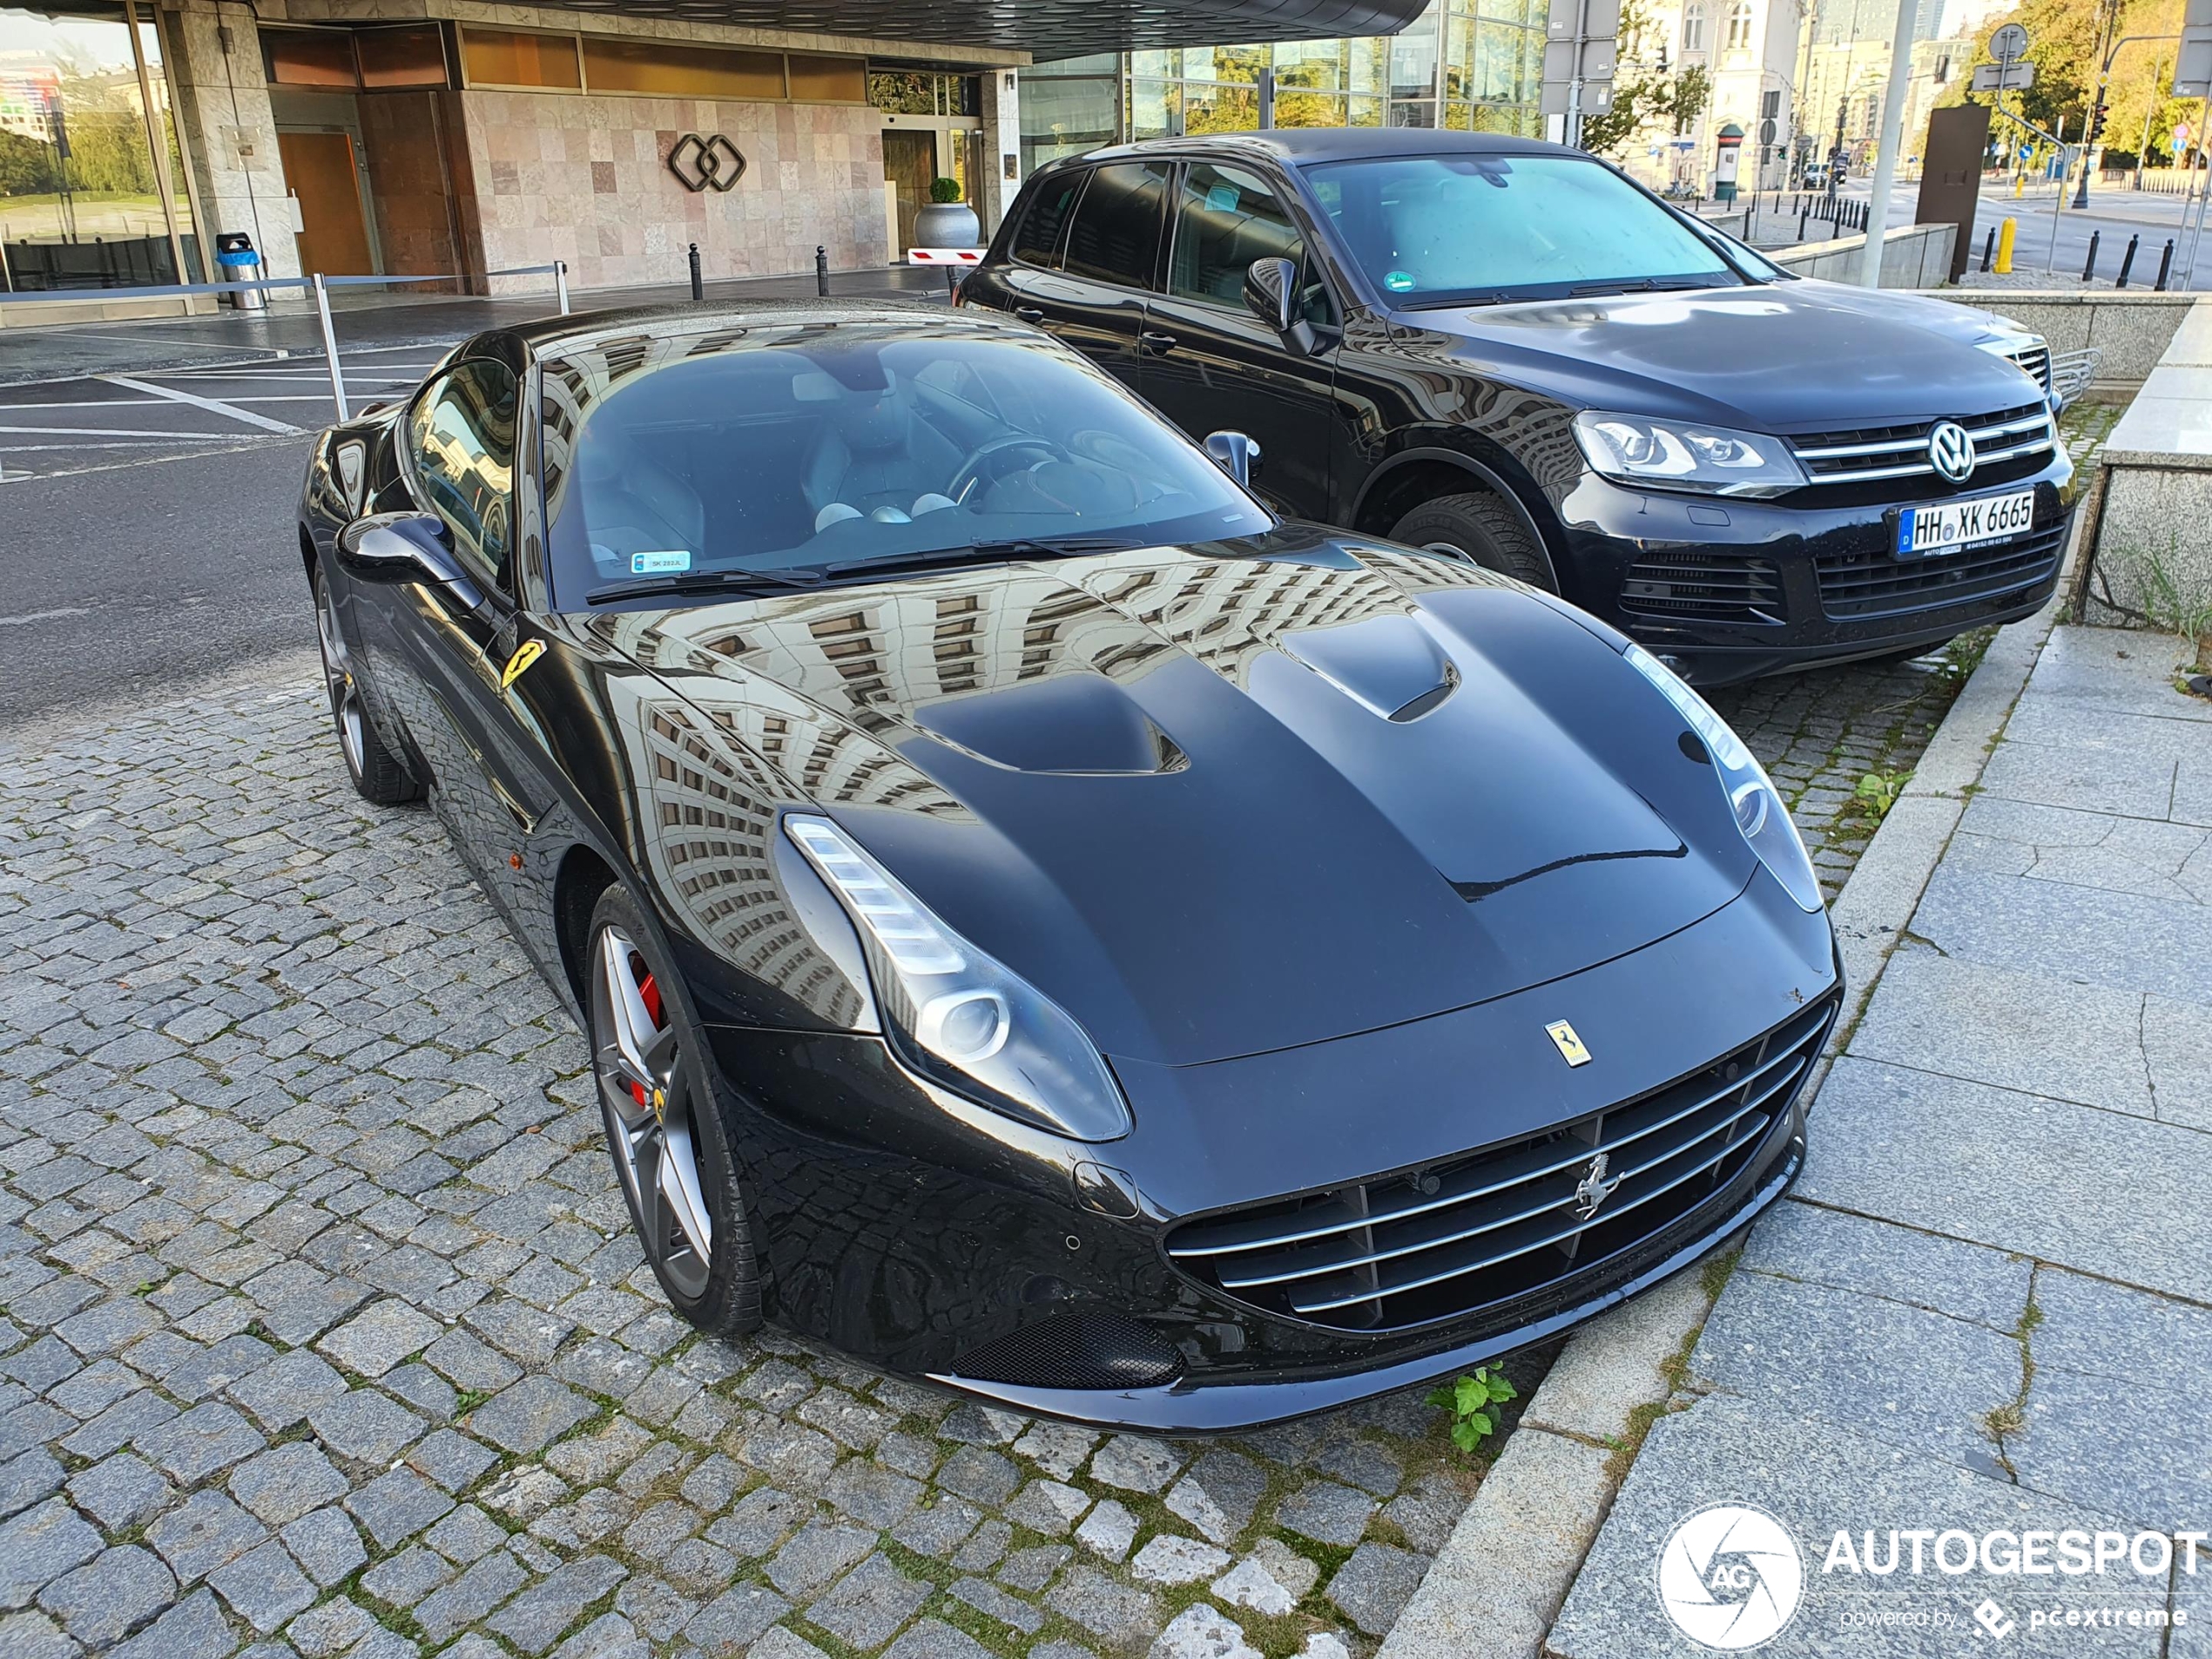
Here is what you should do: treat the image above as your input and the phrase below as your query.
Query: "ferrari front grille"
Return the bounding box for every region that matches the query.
[1164,997,1836,1332]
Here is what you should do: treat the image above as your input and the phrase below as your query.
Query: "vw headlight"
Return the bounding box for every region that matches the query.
[1622,644,1824,913]
[785,814,1132,1142]
[1574,411,1805,498]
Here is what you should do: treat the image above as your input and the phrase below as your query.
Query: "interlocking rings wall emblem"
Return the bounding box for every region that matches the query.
[668,133,747,192]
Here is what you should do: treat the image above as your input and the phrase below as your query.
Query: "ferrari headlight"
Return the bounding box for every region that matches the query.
[1622,645,1824,913]
[1574,411,1805,498]
[784,814,1131,1142]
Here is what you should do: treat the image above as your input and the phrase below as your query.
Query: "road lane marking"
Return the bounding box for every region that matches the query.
[0,607,91,625]
[99,374,301,435]
[0,431,248,444]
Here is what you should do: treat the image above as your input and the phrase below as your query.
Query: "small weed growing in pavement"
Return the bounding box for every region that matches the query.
[1938,626,1995,686]
[1851,769,1912,819]
[1429,1365,1517,1453]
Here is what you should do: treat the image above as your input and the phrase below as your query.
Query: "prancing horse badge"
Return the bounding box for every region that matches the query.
[1545,1020,1592,1067]
[501,638,545,690]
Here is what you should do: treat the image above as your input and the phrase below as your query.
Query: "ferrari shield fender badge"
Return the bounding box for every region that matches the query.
[1572,1152,1622,1219]
[501,638,545,691]
[1546,1019,1592,1067]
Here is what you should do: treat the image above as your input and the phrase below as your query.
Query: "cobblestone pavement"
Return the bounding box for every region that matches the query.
[0,402,2119,1659]
[0,678,1524,1659]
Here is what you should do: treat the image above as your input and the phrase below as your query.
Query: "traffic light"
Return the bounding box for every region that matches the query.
[2088,99,2110,142]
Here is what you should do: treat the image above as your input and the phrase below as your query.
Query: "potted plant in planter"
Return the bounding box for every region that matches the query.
[913,177,981,250]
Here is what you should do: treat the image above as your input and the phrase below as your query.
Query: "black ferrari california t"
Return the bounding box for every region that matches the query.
[299,300,1839,1430]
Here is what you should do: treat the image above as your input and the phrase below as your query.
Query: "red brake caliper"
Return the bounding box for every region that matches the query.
[629,960,664,1109]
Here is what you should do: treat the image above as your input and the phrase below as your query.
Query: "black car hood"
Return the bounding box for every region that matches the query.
[612,533,1756,1068]
[1401,280,2045,429]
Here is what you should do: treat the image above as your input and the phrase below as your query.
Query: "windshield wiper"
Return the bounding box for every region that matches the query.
[586,566,829,605]
[823,536,1143,582]
[1568,276,1718,299]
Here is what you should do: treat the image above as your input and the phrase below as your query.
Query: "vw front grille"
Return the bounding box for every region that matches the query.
[1817,522,2066,619]
[1164,998,1836,1332]
[1621,551,1784,625]
[1789,401,2054,488]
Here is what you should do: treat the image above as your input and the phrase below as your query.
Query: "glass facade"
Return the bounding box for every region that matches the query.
[1022,5,1546,173]
[1,1,203,290]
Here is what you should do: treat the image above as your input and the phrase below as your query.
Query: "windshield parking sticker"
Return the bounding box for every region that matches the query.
[1384,270,1416,293]
[631,550,692,575]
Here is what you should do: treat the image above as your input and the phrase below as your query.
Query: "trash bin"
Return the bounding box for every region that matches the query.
[215,233,265,311]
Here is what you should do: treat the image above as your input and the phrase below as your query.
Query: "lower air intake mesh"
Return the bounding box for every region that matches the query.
[951,1312,1184,1391]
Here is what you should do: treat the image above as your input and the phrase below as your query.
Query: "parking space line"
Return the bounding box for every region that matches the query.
[0,431,252,444]
[99,374,302,435]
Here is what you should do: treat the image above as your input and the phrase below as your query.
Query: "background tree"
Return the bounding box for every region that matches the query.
[1581,0,1715,154]
[1936,0,2191,162]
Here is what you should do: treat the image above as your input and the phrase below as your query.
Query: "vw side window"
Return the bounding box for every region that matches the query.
[1058,161,1171,289]
[408,361,519,589]
[1011,172,1083,267]
[1169,163,1328,324]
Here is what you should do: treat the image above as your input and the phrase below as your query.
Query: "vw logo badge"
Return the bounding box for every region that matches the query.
[668,133,746,193]
[1927,419,1976,483]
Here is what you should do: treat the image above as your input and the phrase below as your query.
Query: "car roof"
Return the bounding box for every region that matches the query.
[1065,127,1581,170]
[493,297,1020,359]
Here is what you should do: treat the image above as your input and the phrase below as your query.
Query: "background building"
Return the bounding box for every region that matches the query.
[0,0,1425,307]
[1020,0,1553,175]
[1619,0,1806,193]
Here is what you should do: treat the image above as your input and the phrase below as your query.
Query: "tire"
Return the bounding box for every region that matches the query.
[584,887,764,1338]
[314,563,421,805]
[1390,491,1558,591]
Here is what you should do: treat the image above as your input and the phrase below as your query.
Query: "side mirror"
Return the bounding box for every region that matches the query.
[1204,430,1262,489]
[1243,257,1318,354]
[336,512,482,606]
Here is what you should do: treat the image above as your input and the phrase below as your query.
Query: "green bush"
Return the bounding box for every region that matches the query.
[928,176,964,204]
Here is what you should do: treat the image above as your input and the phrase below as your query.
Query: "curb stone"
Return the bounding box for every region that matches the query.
[1373,558,2077,1659]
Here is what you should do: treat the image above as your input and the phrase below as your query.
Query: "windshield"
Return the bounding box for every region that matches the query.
[540,320,1269,607]
[1305,152,1740,307]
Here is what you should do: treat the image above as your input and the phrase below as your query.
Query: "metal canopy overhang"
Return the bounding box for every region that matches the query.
[534,0,1427,58]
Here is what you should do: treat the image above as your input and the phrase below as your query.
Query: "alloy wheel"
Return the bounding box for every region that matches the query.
[314,577,368,777]
[592,927,713,1299]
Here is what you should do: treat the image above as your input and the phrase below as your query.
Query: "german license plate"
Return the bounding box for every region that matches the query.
[1892,489,2036,559]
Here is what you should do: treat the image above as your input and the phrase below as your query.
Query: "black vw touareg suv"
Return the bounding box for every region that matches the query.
[959,128,2075,684]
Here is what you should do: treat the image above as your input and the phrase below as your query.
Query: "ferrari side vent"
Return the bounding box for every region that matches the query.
[951,1312,1184,1392]
[1165,996,1836,1333]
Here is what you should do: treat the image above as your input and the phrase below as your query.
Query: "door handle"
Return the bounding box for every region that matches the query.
[1014,306,1045,323]
[1139,331,1177,356]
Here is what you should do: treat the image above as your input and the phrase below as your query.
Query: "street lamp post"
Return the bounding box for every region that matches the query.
[2074,30,2182,207]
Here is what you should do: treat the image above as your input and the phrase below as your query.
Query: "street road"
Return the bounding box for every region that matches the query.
[1742,174,2212,287]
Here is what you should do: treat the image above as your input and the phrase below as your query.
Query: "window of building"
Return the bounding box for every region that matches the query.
[1725,2,1753,51]
[264,30,358,88]
[1022,57,1117,172]
[583,40,784,99]
[1058,160,1169,288]
[1009,169,1082,265]
[461,28,582,90]
[1,1,206,291]
[786,56,865,103]
[1683,2,1707,51]
[355,27,448,89]
[409,361,518,590]
[266,24,448,90]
